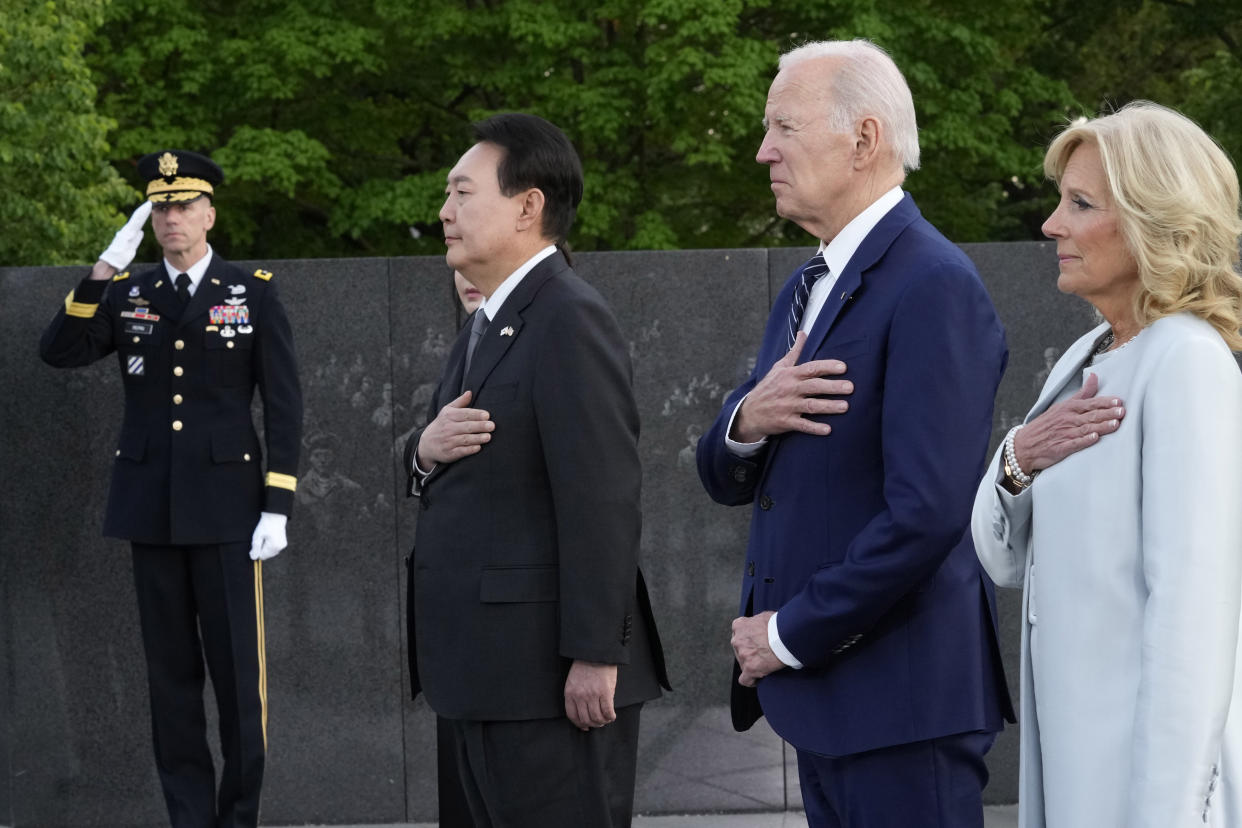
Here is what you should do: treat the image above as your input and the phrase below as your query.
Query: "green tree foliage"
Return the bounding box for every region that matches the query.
[0,0,134,266]
[4,0,1241,265]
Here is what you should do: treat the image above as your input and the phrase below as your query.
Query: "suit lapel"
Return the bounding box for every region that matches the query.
[1025,322,1110,420]
[801,194,920,360]
[179,257,235,329]
[141,265,181,320]
[460,253,565,395]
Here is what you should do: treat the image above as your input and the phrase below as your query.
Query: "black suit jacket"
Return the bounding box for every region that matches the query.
[41,256,303,544]
[405,251,669,721]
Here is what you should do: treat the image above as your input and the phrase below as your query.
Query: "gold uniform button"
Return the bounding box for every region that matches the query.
[175,339,185,350]
[172,420,183,431]
[244,453,251,462]
[173,394,183,405]
[132,336,140,344]
[174,366,184,377]
[226,341,235,349]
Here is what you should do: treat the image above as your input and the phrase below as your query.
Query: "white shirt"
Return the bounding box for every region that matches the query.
[163,245,214,296]
[727,187,905,670]
[475,245,557,324]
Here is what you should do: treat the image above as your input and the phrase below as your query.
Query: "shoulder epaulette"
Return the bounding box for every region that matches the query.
[253,268,273,282]
[112,271,130,282]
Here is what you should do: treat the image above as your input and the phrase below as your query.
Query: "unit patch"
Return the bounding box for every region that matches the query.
[127,356,145,375]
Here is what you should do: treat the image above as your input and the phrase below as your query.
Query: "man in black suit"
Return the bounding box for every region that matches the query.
[41,149,302,828]
[404,113,669,827]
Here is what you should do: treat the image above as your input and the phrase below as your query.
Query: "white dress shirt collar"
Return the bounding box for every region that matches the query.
[163,244,214,297]
[818,186,904,274]
[478,245,558,322]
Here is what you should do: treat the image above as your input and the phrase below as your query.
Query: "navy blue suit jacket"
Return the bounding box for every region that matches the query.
[698,194,1015,757]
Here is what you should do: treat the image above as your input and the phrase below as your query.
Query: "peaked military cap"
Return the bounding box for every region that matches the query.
[138,149,224,204]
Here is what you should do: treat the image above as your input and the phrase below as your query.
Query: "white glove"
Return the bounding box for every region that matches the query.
[98,201,153,271]
[250,511,288,561]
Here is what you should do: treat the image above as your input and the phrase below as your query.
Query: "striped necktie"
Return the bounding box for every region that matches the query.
[787,252,829,350]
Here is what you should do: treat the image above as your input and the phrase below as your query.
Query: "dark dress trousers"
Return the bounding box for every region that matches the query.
[405,251,669,826]
[41,256,302,828]
[698,195,1015,825]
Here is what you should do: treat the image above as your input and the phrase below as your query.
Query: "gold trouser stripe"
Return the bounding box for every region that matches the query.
[254,560,268,751]
[63,291,98,318]
[266,472,297,492]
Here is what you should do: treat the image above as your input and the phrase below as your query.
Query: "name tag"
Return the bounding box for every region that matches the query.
[124,321,154,336]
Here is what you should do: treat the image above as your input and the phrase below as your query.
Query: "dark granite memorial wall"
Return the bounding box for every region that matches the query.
[0,244,1096,826]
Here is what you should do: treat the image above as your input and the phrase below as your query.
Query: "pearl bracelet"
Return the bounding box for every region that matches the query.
[1003,425,1036,488]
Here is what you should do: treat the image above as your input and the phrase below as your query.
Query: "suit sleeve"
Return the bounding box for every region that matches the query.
[777,261,1008,666]
[40,275,117,367]
[1128,332,1242,826]
[253,277,304,516]
[971,444,1034,590]
[696,379,765,506]
[532,292,642,665]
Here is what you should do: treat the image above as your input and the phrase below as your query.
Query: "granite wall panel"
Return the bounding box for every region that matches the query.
[2,243,1104,824]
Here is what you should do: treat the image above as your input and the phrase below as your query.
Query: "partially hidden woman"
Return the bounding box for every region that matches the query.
[971,101,1242,827]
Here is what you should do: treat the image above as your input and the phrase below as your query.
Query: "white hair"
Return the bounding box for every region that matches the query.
[779,39,920,172]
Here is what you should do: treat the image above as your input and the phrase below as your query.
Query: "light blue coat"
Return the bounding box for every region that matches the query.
[973,312,1242,827]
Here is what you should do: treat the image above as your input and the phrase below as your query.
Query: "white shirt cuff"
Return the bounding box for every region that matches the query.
[768,612,803,669]
[725,394,768,457]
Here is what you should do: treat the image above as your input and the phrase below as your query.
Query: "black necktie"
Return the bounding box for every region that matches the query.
[461,309,489,390]
[787,252,830,350]
[175,272,191,306]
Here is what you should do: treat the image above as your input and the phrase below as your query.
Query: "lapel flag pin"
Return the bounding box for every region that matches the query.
[500,326,515,336]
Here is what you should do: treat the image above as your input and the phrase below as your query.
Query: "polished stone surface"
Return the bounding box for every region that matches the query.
[2,243,1095,824]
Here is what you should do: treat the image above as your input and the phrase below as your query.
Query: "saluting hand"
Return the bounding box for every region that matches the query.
[416,391,495,468]
[94,201,153,279]
[731,332,853,443]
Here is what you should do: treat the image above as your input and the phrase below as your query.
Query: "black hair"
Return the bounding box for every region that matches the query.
[471,113,584,246]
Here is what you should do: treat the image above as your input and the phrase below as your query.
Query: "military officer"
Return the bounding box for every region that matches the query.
[40,149,303,828]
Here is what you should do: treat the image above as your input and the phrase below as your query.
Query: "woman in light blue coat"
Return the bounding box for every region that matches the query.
[972,102,1242,827]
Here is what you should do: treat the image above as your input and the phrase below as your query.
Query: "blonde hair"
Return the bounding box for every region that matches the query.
[780,39,920,173]
[1044,101,1242,349]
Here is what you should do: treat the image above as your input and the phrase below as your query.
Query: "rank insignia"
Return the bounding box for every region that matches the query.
[253,269,273,281]
[127,356,145,375]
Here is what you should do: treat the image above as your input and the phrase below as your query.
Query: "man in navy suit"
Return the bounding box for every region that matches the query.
[697,40,1014,827]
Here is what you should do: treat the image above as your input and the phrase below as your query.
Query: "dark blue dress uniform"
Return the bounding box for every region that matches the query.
[42,261,302,542]
[39,149,302,828]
